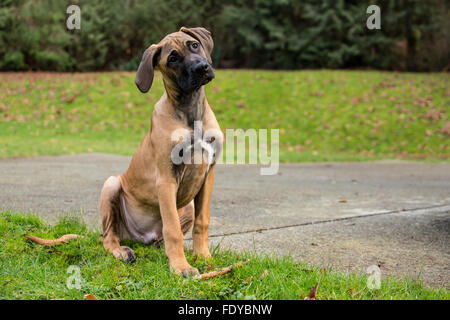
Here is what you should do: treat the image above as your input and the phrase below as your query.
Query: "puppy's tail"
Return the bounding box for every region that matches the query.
[24,234,79,246]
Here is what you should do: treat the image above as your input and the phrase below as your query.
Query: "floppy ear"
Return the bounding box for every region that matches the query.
[180,27,214,63]
[135,44,161,93]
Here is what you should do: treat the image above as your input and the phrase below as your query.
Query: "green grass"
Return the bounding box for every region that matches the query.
[0,211,448,300]
[0,70,448,161]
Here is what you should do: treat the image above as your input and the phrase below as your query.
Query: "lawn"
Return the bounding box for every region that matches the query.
[0,70,448,161]
[0,211,448,300]
[0,70,449,300]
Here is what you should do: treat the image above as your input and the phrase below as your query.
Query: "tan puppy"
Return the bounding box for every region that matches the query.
[99,27,222,277]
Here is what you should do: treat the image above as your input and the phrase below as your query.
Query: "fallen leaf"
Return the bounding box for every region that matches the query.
[423,109,442,122]
[259,269,269,280]
[304,279,320,300]
[353,290,362,297]
[351,97,361,105]
[84,294,97,300]
[236,101,245,108]
[339,200,347,203]
[348,288,362,297]
[206,264,213,271]
[440,122,450,135]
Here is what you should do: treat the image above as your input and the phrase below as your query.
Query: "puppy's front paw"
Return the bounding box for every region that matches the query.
[171,262,199,278]
[112,246,136,263]
[181,267,200,279]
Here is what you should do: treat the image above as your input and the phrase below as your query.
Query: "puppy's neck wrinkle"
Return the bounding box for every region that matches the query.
[163,79,206,128]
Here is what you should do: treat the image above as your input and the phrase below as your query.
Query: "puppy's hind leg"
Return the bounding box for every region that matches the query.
[153,201,195,247]
[100,176,135,263]
[180,200,195,236]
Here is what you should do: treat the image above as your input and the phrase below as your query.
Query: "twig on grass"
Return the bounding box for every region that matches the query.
[196,259,250,280]
[24,234,78,246]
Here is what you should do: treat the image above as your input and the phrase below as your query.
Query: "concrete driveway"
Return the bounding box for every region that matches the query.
[0,153,449,288]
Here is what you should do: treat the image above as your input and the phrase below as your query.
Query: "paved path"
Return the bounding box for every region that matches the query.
[0,153,449,288]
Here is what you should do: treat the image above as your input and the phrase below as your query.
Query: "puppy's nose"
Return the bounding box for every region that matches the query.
[194,61,209,74]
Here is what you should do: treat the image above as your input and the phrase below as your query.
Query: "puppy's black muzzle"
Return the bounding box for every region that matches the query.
[178,57,215,93]
[193,61,215,83]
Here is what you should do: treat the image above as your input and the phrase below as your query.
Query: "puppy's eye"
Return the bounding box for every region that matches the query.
[191,42,199,50]
[168,55,178,63]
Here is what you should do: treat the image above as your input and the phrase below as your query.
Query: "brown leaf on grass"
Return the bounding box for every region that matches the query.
[206,264,213,272]
[304,267,326,300]
[62,95,76,104]
[441,122,450,136]
[348,289,362,297]
[259,269,269,280]
[236,101,245,108]
[351,97,361,105]
[304,278,321,300]
[84,294,97,300]
[339,200,347,203]
[424,109,443,122]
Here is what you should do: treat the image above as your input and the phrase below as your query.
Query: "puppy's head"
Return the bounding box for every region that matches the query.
[135,27,214,94]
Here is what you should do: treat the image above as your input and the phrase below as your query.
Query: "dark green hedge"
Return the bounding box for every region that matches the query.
[0,0,448,71]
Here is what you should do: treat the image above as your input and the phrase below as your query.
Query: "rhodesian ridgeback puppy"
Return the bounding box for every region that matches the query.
[99,27,222,277]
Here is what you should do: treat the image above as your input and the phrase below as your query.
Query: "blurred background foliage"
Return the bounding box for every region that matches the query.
[0,0,448,72]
